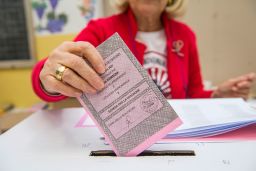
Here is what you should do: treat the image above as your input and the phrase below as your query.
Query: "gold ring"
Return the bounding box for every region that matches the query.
[55,65,67,81]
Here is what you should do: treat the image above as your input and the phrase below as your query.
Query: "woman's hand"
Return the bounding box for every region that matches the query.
[39,41,106,97]
[212,73,256,99]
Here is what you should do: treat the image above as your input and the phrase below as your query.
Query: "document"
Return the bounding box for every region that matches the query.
[166,98,256,138]
[77,33,182,156]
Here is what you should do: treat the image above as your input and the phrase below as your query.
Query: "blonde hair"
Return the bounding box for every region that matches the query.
[111,0,188,18]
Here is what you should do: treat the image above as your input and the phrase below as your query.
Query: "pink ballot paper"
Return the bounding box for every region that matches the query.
[77,33,182,156]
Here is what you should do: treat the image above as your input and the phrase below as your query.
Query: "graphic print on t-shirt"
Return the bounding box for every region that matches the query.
[143,51,171,98]
[136,29,172,98]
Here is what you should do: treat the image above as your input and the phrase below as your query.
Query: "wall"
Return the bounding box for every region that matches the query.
[0,0,104,107]
[182,0,256,94]
[0,34,75,107]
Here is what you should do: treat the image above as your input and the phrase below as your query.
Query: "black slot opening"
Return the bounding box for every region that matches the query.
[89,150,195,157]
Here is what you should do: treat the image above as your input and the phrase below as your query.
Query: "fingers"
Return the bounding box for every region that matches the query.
[231,82,250,94]
[236,80,253,89]
[215,78,251,99]
[229,76,248,85]
[59,41,106,74]
[231,73,256,84]
[61,67,96,94]
[59,52,104,90]
[247,72,256,81]
[233,88,250,95]
[41,41,107,97]
[231,78,254,94]
[45,75,82,97]
[76,41,106,74]
[230,81,251,99]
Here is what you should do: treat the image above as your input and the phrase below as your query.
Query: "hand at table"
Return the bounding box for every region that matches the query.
[212,72,256,99]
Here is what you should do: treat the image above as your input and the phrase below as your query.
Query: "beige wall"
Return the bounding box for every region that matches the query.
[103,0,256,96]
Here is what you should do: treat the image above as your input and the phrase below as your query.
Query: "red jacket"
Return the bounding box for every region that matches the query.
[32,8,213,102]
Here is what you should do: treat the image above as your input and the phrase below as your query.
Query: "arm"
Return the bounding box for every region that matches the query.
[212,72,256,99]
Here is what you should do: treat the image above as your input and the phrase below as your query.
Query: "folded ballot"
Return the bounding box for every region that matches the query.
[165,98,256,138]
[77,33,182,156]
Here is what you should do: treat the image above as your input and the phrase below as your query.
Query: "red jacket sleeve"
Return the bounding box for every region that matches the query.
[31,20,103,102]
[187,30,213,98]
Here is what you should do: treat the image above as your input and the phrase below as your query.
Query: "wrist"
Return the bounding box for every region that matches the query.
[211,87,222,98]
[40,82,61,96]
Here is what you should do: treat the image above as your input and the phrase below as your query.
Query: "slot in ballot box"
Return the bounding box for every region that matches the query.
[0,107,256,171]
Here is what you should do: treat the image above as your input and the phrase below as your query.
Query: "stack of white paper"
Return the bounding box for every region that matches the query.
[166,98,256,138]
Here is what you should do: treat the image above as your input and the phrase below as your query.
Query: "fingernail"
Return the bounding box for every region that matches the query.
[98,64,106,74]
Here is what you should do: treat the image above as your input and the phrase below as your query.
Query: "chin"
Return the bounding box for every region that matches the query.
[137,5,160,15]
[134,0,165,15]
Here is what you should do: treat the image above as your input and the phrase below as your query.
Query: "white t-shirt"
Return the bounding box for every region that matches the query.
[136,29,171,98]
